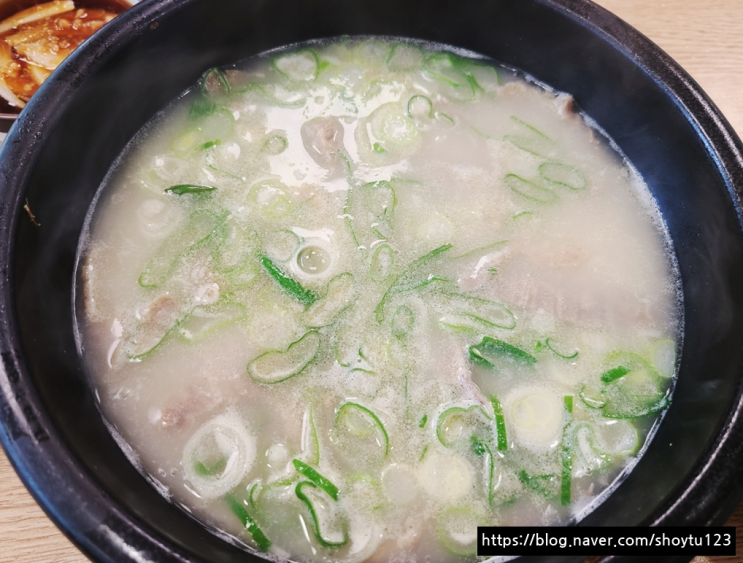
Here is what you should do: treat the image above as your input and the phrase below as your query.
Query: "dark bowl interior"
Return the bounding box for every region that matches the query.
[2,0,743,562]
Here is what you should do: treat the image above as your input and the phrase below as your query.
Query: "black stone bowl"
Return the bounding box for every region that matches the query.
[1,0,743,562]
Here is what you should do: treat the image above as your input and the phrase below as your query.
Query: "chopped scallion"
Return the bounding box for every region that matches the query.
[490,396,508,452]
[336,402,389,457]
[292,459,339,501]
[260,255,318,307]
[375,243,452,322]
[295,481,349,549]
[470,337,537,369]
[226,495,271,551]
[165,184,217,196]
[561,395,574,506]
[601,365,630,384]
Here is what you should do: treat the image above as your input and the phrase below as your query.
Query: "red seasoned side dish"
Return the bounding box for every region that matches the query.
[0,0,128,114]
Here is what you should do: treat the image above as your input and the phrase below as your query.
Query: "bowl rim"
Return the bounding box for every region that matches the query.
[1,0,743,561]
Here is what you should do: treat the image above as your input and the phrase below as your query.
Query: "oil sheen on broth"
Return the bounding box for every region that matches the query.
[79,39,679,561]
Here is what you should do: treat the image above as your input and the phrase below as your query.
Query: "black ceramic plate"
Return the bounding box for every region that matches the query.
[1,1,743,562]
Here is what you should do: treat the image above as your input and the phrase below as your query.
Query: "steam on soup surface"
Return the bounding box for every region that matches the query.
[79,38,679,561]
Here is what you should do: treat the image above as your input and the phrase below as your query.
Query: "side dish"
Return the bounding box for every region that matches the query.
[0,0,127,112]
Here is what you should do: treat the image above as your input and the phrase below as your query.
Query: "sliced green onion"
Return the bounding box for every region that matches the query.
[370,243,395,282]
[194,107,235,145]
[436,405,492,448]
[546,337,579,360]
[435,111,455,125]
[226,495,271,551]
[369,103,419,151]
[471,436,494,505]
[301,273,356,328]
[126,311,183,361]
[510,116,550,139]
[250,180,292,218]
[247,331,320,384]
[292,459,339,501]
[579,384,607,409]
[265,474,299,490]
[469,336,537,369]
[178,301,247,342]
[171,128,201,153]
[422,53,475,102]
[194,457,226,477]
[257,83,308,107]
[201,140,221,150]
[333,332,363,369]
[460,61,499,94]
[391,305,414,338]
[138,209,225,288]
[227,264,258,287]
[264,229,300,263]
[348,366,376,376]
[419,414,428,428]
[295,481,349,549]
[274,49,319,82]
[601,365,630,384]
[560,396,573,506]
[356,39,390,65]
[345,179,398,251]
[181,412,255,499]
[262,132,288,155]
[407,94,434,120]
[504,134,553,155]
[386,43,423,71]
[517,470,557,499]
[189,96,216,120]
[573,423,610,474]
[504,116,556,157]
[335,402,389,457]
[301,405,320,466]
[260,255,319,307]
[356,343,373,363]
[213,220,257,274]
[598,352,670,419]
[402,276,452,293]
[504,174,557,204]
[362,180,397,222]
[375,243,453,322]
[490,396,508,452]
[575,420,640,472]
[471,435,487,456]
[454,239,507,259]
[539,161,587,190]
[438,292,516,331]
[248,481,261,510]
[436,507,481,556]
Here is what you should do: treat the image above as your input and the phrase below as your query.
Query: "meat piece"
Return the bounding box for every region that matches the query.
[300,116,347,175]
[125,294,182,358]
[159,387,215,430]
[553,93,575,118]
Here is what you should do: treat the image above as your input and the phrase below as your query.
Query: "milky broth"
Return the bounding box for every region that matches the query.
[78,39,680,561]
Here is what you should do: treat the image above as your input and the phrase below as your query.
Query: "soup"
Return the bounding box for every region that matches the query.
[78,38,679,561]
